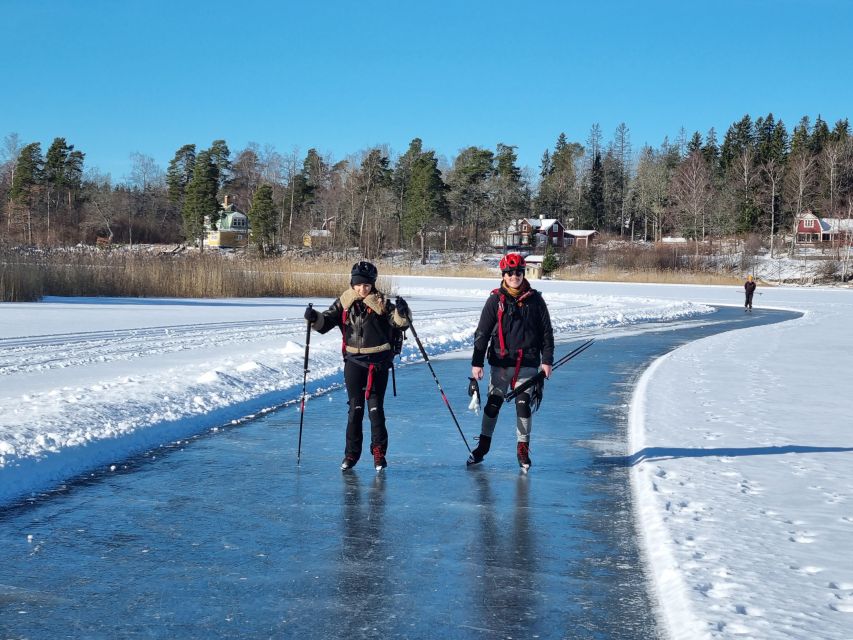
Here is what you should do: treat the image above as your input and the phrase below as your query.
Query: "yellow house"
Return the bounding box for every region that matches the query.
[204,198,250,249]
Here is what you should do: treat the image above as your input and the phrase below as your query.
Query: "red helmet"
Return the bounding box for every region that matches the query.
[499,253,526,273]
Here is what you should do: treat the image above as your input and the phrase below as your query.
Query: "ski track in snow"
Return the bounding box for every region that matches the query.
[630,294,853,640]
[0,290,709,506]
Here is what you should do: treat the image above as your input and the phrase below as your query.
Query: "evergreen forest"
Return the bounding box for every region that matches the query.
[2,114,851,258]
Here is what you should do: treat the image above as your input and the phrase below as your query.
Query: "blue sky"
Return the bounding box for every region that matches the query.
[3,0,851,182]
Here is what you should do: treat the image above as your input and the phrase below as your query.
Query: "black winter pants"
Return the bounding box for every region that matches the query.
[343,359,389,460]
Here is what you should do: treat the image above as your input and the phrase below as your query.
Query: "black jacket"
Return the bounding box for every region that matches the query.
[312,288,409,364]
[472,284,554,369]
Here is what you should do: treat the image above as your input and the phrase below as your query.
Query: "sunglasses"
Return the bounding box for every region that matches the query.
[503,269,525,277]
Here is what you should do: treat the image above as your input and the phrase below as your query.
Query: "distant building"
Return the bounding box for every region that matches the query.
[522,254,544,279]
[205,196,249,249]
[794,210,853,245]
[564,229,597,247]
[522,216,566,247]
[303,229,332,249]
[490,216,596,249]
[490,222,522,248]
[303,217,336,249]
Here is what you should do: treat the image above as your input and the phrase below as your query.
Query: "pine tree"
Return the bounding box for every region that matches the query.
[491,143,529,246]
[536,133,582,220]
[687,132,703,155]
[831,119,850,142]
[790,116,811,157]
[10,142,43,206]
[208,139,232,193]
[539,149,552,179]
[720,115,754,172]
[42,138,84,242]
[810,116,830,155]
[166,144,196,207]
[181,150,219,246]
[495,143,522,183]
[447,146,493,252]
[392,138,424,247]
[355,148,392,254]
[542,242,558,275]
[403,149,449,263]
[702,127,721,173]
[248,183,277,255]
[755,113,787,165]
[587,151,605,229]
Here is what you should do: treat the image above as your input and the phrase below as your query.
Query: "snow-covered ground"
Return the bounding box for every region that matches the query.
[1,276,851,639]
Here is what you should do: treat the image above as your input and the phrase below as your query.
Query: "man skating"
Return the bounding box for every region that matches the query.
[744,274,756,312]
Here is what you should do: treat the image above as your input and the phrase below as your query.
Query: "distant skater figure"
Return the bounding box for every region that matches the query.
[744,274,756,312]
[303,261,410,471]
[468,253,554,471]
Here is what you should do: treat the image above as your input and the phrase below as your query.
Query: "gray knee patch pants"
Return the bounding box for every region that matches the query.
[479,366,538,442]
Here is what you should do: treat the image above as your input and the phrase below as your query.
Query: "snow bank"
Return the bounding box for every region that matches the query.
[0,284,708,506]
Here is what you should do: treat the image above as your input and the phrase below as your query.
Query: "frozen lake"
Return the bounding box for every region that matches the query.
[0,307,797,639]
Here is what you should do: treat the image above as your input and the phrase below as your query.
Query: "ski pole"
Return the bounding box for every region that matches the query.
[407,320,472,453]
[504,338,595,403]
[297,303,312,465]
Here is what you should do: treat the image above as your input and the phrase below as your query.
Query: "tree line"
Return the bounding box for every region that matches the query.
[2,113,851,259]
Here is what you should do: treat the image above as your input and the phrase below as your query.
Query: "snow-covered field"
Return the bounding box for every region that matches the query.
[1,276,851,639]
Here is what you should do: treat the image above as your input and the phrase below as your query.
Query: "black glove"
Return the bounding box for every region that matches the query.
[304,306,318,323]
[467,377,480,397]
[395,296,410,317]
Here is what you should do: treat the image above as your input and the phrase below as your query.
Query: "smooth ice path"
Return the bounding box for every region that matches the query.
[0,308,794,639]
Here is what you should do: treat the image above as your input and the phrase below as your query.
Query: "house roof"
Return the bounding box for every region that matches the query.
[565,230,597,237]
[822,218,853,232]
[526,217,559,229]
[206,210,248,231]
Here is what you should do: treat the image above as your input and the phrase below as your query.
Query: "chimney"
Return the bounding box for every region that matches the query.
[223,195,229,207]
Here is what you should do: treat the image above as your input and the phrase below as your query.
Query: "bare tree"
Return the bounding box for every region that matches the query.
[284,147,300,246]
[670,151,713,259]
[1,133,24,233]
[634,146,671,242]
[760,159,784,258]
[822,140,843,220]
[612,123,633,236]
[125,152,164,247]
[81,170,117,241]
[842,200,853,282]
[784,151,818,254]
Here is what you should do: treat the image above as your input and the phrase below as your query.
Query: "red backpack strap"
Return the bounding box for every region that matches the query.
[365,364,375,400]
[340,306,348,355]
[510,349,524,389]
[491,289,507,358]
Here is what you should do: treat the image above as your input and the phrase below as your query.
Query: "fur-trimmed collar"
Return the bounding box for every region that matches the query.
[340,288,386,314]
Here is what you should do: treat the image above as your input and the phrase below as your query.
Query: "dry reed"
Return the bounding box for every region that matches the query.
[553,266,745,286]
[1,251,357,302]
[1,248,756,303]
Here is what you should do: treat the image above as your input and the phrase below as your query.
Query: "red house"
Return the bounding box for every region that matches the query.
[795,211,853,245]
[521,216,566,247]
